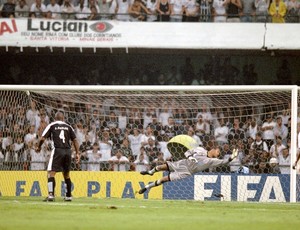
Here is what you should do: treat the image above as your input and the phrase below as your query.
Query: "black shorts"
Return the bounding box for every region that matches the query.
[47,148,72,172]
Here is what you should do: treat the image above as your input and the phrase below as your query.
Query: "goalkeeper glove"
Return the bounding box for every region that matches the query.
[229,149,238,162]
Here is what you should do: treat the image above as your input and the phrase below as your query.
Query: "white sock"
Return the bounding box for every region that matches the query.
[149,166,158,174]
[145,179,162,189]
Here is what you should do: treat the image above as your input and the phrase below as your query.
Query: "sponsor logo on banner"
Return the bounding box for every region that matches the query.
[0,19,17,36]
[89,22,113,33]
[0,171,162,199]
[19,19,121,42]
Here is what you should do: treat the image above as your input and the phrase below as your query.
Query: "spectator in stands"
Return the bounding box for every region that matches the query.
[98,128,113,160]
[29,140,46,170]
[214,118,229,146]
[16,107,27,130]
[273,116,288,146]
[170,0,184,22]
[12,135,25,170]
[0,0,15,17]
[254,0,270,22]
[278,108,290,127]
[261,114,276,150]
[268,157,281,174]
[128,127,143,159]
[251,131,269,154]
[163,117,177,138]
[60,0,76,19]
[199,0,212,22]
[225,0,242,22]
[115,0,130,21]
[285,0,299,23]
[212,0,227,22]
[0,108,7,132]
[157,134,172,161]
[106,111,119,130]
[141,126,156,146]
[30,0,46,17]
[144,137,159,163]
[228,117,245,143]
[187,126,203,147]
[146,0,158,21]
[278,146,290,174]
[37,113,49,138]
[108,149,129,171]
[183,0,199,22]
[194,115,210,143]
[156,0,170,21]
[35,108,49,132]
[46,0,61,19]
[84,142,102,171]
[88,0,100,12]
[158,106,172,127]
[26,101,39,127]
[75,0,91,19]
[134,151,149,172]
[245,116,258,140]
[269,0,286,23]
[275,59,292,85]
[129,0,150,21]
[166,65,182,85]
[99,0,117,20]
[269,136,286,158]
[240,0,255,22]
[15,0,29,17]
[151,151,165,167]
[24,125,37,147]
[120,138,134,162]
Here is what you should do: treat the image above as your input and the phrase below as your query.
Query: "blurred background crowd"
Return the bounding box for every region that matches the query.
[0,0,300,23]
[0,94,298,175]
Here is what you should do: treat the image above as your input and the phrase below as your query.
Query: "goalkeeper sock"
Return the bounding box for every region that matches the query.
[48,177,56,196]
[145,179,163,189]
[149,166,159,175]
[65,178,72,197]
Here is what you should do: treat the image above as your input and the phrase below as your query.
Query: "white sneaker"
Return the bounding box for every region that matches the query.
[64,196,72,202]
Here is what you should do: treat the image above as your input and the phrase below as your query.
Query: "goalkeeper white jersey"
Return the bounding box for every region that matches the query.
[168,147,230,178]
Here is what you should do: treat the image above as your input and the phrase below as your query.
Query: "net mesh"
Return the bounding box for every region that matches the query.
[0,88,298,201]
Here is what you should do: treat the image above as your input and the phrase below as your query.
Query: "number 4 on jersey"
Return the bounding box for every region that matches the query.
[59,130,65,143]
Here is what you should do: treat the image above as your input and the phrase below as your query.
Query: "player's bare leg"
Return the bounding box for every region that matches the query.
[44,171,56,202]
[140,163,168,176]
[138,175,170,194]
[63,171,73,201]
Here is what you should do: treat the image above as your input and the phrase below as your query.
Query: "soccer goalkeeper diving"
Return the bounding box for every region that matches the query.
[139,136,239,194]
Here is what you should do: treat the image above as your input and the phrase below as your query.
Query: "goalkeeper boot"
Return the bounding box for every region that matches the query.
[140,166,158,176]
[43,195,55,202]
[138,188,147,194]
[64,196,73,202]
[140,171,154,176]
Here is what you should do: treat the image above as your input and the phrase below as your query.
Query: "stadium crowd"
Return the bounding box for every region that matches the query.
[0,97,299,174]
[1,56,298,86]
[0,0,300,23]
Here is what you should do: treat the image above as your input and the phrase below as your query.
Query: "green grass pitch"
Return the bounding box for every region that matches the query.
[1,197,300,230]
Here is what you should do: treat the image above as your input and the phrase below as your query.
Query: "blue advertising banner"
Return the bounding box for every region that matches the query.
[163,173,300,202]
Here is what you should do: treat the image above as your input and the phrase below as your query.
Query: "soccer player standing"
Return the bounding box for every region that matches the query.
[36,111,80,202]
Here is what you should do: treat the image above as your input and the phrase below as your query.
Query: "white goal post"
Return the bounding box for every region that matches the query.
[0,85,298,202]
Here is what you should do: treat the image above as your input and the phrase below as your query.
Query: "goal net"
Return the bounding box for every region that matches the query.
[0,85,299,202]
